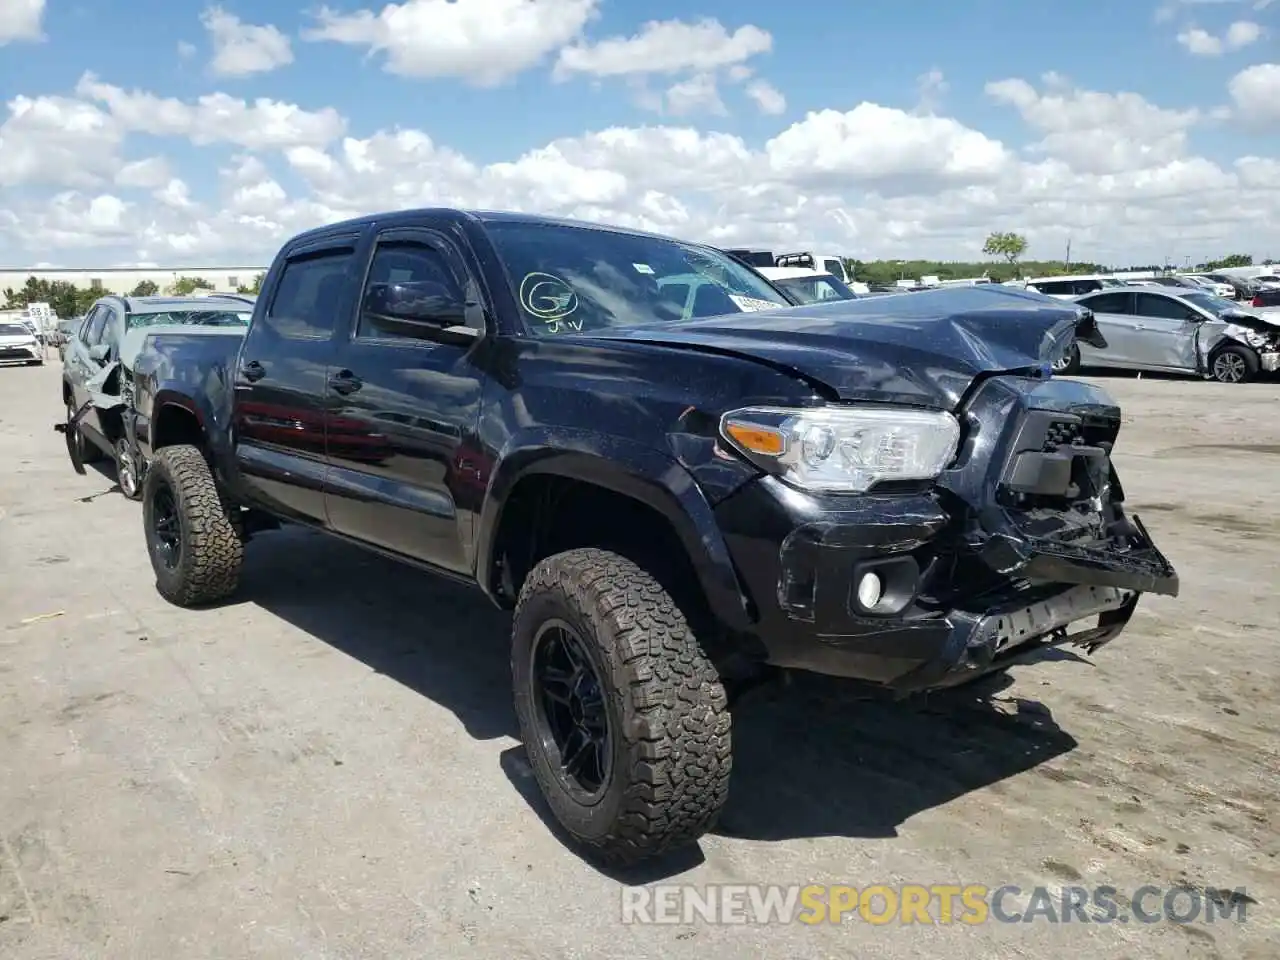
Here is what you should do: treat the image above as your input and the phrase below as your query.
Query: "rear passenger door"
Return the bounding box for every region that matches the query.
[1077,291,1136,366]
[231,235,361,524]
[323,225,489,575]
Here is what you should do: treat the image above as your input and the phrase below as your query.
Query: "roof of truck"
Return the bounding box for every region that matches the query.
[288,208,684,248]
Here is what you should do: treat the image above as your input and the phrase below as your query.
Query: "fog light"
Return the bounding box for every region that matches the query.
[856,572,884,610]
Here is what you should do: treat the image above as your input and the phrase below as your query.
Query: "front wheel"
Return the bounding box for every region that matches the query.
[115,438,142,500]
[1210,344,1259,384]
[511,547,732,866]
[142,444,244,606]
[64,396,103,467]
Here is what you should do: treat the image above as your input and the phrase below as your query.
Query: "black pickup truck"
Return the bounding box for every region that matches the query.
[128,208,1179,865]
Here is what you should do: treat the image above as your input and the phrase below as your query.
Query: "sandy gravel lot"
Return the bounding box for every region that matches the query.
[1,360,1277,959]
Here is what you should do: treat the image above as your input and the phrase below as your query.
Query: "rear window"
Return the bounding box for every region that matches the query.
[266,247,355,338]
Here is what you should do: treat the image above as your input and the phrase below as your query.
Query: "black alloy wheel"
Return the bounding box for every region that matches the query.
[529,619,613,802]
[148,480,183,572]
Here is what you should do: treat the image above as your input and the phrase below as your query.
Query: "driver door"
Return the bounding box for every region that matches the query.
[323,225,489,575]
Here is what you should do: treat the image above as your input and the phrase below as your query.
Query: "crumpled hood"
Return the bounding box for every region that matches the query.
[586,285,1092,409]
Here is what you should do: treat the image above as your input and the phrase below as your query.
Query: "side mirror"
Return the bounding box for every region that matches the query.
[1073,308,1108,349]
[363,281,472,333]
[89,344,111,362]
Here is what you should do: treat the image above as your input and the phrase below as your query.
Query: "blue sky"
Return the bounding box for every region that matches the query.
[0,0,1277,265]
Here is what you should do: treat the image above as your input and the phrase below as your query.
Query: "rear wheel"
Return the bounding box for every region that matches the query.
[1210,344,1259,384]
[512,547,732,865]
[1052,342,1081,375]
[142,444,244,606]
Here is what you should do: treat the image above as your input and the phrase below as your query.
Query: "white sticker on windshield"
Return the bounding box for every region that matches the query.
[632,263,654,275]
[728,294,779,312]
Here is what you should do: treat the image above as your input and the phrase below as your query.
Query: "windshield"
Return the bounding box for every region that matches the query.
[128,310,252,329]
[1181,292,1246,317]
[0,323,31,336]
[774,274,856,304]
[485,220,790,335]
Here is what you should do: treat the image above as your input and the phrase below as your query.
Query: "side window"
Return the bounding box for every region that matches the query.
[357,239,465,340]
[83,306,108,345]
[1073,280,1102,295]
[1136,293,1194,320]
[1082,292,1131,314]
[1032,281,1066,295]
[266,247,356,338]
[823,258,844,279]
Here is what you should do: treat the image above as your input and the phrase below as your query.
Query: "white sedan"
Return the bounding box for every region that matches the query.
[0,321,43,366]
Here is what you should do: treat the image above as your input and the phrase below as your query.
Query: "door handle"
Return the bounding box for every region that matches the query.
[241,360,266,382]
[327,370,362,395]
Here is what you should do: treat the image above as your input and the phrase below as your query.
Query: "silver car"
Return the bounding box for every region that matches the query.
[1060,287,1280,384]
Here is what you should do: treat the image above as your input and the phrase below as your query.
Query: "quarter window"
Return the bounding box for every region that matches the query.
[266,247,356,338]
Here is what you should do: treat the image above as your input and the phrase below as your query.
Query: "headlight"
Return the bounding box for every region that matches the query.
[719,405,960,493]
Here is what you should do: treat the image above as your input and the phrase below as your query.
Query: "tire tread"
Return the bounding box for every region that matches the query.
[513,547,731,865]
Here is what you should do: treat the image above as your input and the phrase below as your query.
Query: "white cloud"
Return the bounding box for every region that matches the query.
[74,73,346,148]
[2,67,1280,267]
[1177,20,1263,54]
[0,94,122,187]
[985,75,1200,174]
[0,0,43,44]
[1228,62,1280,127]
[915,69,948,114]
[663,74,726,116]
[303,0,598,86]
[115,157,173,189]
[554,17,772,79]
[201,6,294,77]
[745,79,786,115]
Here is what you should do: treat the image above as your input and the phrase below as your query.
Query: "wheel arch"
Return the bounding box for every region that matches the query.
[477,434,754,632]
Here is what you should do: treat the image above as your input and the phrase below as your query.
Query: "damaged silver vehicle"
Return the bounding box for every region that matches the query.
[57,296,251,498]
[1056,287,1280,384]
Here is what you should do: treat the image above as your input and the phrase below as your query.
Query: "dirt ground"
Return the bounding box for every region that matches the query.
[1,359,1277,959]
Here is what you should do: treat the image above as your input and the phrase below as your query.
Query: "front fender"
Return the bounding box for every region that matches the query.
[476,428,754,632]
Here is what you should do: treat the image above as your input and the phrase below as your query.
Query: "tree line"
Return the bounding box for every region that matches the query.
[2,273,265,320]
[843,235,1269,286]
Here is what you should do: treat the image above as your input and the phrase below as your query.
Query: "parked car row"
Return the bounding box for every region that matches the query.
[52,206,1180,868]
[1052,285,1280,384]
[1020,271,1275,305]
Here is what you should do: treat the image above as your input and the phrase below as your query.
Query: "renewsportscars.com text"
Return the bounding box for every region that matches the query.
[620,883,1252,926]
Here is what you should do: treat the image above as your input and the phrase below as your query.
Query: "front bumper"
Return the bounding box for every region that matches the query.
[712,375,1179,692]
[1260,351,1279,373]
[0,344,40,361]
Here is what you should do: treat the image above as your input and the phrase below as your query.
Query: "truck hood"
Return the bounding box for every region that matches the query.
[587,286,1097,409]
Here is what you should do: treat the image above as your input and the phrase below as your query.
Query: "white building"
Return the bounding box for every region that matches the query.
[0,265,267,296]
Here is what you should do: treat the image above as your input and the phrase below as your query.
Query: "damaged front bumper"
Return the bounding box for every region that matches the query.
[1261,351,1280,373]
[712,375,1178,693]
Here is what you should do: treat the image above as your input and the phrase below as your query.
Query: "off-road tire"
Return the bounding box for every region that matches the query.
[512,547,732,865]
[1209,344,1259,384]
[143,443,244,606]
